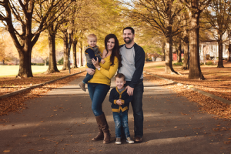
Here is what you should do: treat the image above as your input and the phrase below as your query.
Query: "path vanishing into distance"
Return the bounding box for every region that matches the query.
[0,75,231,154]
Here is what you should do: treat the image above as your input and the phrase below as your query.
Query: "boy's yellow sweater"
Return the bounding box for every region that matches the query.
[88,55,118,86]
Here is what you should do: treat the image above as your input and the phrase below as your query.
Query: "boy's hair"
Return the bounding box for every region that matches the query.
[87,34,97,40]
[123,27,135,34]
[115,73,125,81]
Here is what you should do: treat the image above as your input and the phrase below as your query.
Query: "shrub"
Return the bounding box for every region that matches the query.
[173,62,183,66]
[205,61,214,65]
[31,63,45,66]
[58,57,63,65]
[36,63,45,66]
[200,61,215,65]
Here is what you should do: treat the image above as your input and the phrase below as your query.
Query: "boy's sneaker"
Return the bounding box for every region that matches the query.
[79,82,86,92]
[115,138,121,145]
[126,137,134,144]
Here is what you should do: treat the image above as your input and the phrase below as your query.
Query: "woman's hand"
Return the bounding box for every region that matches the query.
[86,68,95,75]
[92,57,100,69]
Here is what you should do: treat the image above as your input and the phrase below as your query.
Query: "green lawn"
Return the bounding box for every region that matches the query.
[0,65,63,77]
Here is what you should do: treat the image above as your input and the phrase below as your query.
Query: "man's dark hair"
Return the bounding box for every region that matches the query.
[123,27,135,34]
[115,73,125,81]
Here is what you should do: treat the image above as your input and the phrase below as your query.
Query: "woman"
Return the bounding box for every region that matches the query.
[86,34,122,144]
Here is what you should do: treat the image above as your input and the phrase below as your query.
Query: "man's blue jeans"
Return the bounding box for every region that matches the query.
[113,110,130,138]
[128,81,144,138]
[88,83,110,116]
[83,63,95,84]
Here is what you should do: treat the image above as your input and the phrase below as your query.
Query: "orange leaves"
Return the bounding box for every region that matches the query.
[0,69,85,116]
[144,68,231,120]
[3,150,10,153]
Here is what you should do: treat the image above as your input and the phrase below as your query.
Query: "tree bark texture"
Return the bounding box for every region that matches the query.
[72,39,78,68]
[217,35,224,68]
[18,47,33,77]
[79,41,83,66]
[62,32,69,70]
[162,41,165,61]
[165,25,177,74]
[47,26,59,73]
[182,39,189,70]
[164,1,177,74]
[182,12,189,70]
[177,42,182,63]
[228,44,231,62]
[188,7,204,79]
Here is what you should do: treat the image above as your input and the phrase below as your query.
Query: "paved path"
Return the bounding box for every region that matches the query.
[0,76,231,154]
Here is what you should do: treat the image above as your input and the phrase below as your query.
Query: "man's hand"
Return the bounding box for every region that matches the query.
[126,86,134,96]
[116,99,123,105]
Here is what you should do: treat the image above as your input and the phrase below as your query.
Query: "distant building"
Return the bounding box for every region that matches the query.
[199,31,230,62]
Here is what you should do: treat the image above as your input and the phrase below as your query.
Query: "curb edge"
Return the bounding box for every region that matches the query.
[0,71,85,100]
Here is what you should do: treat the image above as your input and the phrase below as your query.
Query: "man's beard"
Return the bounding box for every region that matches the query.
[124,37,133,44]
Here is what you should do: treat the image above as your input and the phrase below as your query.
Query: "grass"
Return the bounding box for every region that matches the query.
[0,65,63,77]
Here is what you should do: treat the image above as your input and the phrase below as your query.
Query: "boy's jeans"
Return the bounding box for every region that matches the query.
[83,63,95,84]
[113,110,130,138]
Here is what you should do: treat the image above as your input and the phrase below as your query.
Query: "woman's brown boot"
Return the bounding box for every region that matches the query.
[92,121,104,141]
[100,113,110,144]
[93,113,110,144]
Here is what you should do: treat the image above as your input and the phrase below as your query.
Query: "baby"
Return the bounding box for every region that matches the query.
[79,34,105,91]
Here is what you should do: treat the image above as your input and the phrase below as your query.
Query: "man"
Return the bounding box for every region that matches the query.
[118,27,145,143]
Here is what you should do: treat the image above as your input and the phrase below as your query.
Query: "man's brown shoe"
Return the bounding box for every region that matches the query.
[134,137,142,143]
[79,82,86,92]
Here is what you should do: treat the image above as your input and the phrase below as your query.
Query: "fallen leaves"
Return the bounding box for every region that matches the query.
[3,150,10,153]
[144,66,231,120]
[0,68,86,117]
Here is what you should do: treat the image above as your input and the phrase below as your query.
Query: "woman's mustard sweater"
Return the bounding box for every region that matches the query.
[88,55,118,86]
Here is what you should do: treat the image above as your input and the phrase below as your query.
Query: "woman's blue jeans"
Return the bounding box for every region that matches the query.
[113,110,130,138]
[88,83,110,116]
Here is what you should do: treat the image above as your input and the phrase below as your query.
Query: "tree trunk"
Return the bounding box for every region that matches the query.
[162,41,165,61]
[177,42,182,63]
[79,41,83,66]
[12,19,34,77]
[182,39,189,70]
[62,31,69,70]
[165,25,177,74]
[18,47,33,77]
[47,27,59,73]
[217,36,224,68]
[182,11,189,70]
[164,1,177,74]
[72,39,78,68]
[188,8,204,79]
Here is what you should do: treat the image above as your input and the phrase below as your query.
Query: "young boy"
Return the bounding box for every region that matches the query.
[78,34,105,91]
[109,73,134,145]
